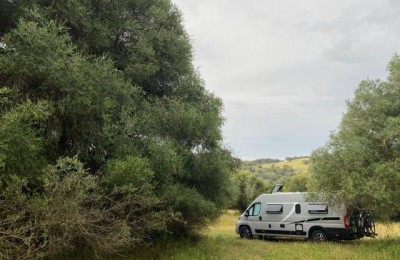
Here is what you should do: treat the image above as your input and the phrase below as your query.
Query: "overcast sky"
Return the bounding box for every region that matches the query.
[172,0,400,160]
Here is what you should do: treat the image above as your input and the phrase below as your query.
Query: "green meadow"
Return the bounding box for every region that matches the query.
[129,211,400,260]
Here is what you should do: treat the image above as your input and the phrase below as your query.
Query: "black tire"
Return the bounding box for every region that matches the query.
[310,230,327,242]
[239,226,253,239]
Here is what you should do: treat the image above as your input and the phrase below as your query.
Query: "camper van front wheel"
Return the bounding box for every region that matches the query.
[310,230,327,242]
[239,226,252,239]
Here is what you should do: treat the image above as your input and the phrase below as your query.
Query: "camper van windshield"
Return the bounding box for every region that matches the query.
[248,203,261,216]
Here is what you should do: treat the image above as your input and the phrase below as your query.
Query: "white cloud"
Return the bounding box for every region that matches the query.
[172,0,400,159]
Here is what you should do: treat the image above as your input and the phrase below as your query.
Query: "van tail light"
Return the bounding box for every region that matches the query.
[344,214,350,230]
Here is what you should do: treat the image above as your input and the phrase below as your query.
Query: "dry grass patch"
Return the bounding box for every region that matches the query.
[375,222,400,239]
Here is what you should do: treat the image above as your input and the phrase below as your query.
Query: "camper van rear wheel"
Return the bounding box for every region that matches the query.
[239,226,252,239]
[310,230,327,242]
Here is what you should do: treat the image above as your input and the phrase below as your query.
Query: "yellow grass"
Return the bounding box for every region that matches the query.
[202,211,400,260]
[375,222,400,239]
[207,210,239,237]
[129,211,400,259]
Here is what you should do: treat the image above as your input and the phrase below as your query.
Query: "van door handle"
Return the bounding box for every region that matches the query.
[259,216,262,221]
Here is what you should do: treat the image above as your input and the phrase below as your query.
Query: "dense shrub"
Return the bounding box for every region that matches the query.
[231,171,269,211]
[0,157,166,259]
[0,1,238,257]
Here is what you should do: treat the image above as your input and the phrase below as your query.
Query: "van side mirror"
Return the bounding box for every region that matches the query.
[245,210,249,217]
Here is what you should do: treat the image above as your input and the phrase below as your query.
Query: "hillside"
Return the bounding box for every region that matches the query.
[242,157,310,191]
[270,157,310,173]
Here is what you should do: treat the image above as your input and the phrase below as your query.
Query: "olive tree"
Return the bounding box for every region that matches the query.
[310,55,400,219]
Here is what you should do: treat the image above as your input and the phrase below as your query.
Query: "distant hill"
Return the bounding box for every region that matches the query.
[242,157,310,191]
[269,157,310,174]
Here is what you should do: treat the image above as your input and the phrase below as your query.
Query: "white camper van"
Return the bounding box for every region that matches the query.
[235,185,373,241]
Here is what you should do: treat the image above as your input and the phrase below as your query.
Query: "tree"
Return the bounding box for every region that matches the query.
[310,55,400,219]
[0,0,238,256]
[232,171,270,211]
[284,172,309,192]
[0,0,192,97]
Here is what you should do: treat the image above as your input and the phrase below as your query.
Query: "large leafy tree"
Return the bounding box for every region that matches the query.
[310,55,400,218]
[0,0,192,97]
[232,171,269,211]
[0,0,237,251]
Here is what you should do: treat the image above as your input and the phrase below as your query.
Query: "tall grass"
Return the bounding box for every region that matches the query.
[127,211,400,259]
[375,222,400,239]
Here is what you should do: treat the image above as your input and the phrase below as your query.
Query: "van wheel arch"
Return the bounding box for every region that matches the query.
[309,226,328,242]
[239,225,253,239]
[308,226,326,237]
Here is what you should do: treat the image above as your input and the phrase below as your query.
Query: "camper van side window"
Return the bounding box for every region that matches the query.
[307,204,328,214]
[295,204,301,214]
[249,203,261,216]
[266,204,283,214]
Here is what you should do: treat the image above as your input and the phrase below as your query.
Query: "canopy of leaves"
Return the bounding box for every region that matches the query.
[0,0,238,256]
[231,171,269,211]
[310,55,400,219]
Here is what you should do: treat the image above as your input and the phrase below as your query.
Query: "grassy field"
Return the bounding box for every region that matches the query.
[130,211,400,260]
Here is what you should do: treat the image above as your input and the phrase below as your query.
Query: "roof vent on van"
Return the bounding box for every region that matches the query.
[271,184,284,193]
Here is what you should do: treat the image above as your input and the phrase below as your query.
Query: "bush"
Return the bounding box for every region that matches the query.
[0,156,166,259]
[161,183,218,236]
[231,171,269,211]
[102,156,168,242]
[0,99,52,178]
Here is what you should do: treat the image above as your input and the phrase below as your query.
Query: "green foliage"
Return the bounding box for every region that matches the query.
[231,171,269,211]
[284,172,309,192]
[245,158,281,166]
[239,158,310,196]
[243,160,296,187]
[140,97,223,148]
[0,16,141,169]
[145,138,184,187]
[130,95,236,234]
[0,99,52,177]
[0,157,131,259]
[0,0,238,256]
[161,183,218,235]
[0,156,170,258]
[0,0,192,97]
[0,86,16,112]
[310,55,400,218]
[102,156,168,245]
[286,156,309,161]
[104,156,154,192]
